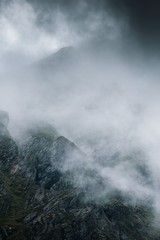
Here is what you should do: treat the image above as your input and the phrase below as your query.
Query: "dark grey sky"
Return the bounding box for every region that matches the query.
[110,0,160,49]
[1,0,160,55]
[26,0,160,52]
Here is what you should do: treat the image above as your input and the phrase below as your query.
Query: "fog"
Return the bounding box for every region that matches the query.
[1,0,160,217]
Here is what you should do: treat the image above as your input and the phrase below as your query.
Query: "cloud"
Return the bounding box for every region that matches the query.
[0,0,126,70]
[0,0,60,66]
[1,0,160,219]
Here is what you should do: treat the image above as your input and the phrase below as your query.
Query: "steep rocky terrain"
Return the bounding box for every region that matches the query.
[0,110,160,240]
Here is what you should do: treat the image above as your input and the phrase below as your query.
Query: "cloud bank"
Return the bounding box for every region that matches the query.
[1,0,160,219]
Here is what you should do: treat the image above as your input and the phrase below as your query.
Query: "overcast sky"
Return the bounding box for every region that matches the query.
[1,0,160,212]
[2,0,160,58]
[24,0,160,53]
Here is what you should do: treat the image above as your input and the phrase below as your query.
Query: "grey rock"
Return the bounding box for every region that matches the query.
[0,110,9,127]
[21,122,59,187]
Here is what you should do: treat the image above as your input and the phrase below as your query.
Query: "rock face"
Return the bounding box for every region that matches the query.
[0,111,19,172]
[0,111,9,128]
[21,122,59,188]
[0,112,160,240]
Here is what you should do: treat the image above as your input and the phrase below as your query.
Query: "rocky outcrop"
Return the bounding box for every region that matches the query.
[21,122,59,187]
[0,111,19,173]
[0,111,9,128]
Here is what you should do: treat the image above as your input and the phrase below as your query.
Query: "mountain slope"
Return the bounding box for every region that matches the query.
[0,111,160,240]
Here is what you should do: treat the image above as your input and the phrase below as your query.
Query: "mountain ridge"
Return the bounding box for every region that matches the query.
[0,110,160,239]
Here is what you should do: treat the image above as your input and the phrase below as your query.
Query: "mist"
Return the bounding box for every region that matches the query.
[1,0,160,220]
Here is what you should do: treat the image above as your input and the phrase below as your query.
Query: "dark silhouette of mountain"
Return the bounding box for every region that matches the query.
[34,46,76,72]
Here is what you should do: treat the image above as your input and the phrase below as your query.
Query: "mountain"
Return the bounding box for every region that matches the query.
[32,46,77,75]
[36,47,75,69]
[0,110,160,240]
